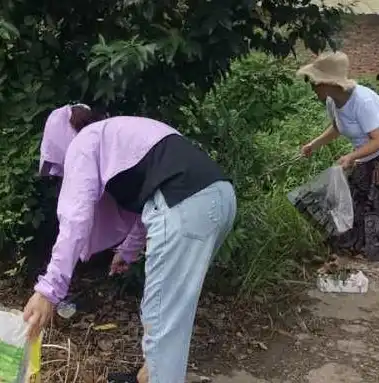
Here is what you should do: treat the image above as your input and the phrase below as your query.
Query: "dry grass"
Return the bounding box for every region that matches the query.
[38,302,144,382]
[41,325,108,383]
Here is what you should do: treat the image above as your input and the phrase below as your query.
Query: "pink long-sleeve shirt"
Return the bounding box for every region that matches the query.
[39,105,145,261]
[36,110,179,303]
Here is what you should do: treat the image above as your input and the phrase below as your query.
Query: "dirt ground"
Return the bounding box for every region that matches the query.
[191,258,379,383]
[341,14,379,76]
[2,257,379,382]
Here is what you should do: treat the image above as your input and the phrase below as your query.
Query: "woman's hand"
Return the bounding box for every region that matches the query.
[301,125,340,158]
[338,154,355,169]
[23,292,54,340]
[301,143,313,157]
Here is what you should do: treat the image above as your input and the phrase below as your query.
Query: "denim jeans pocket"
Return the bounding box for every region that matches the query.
[177,186,222,241]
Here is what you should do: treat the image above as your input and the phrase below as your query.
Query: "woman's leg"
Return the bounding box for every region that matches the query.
[139,181,236,383]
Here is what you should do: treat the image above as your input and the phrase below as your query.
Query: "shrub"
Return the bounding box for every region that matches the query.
[0,1,343,269]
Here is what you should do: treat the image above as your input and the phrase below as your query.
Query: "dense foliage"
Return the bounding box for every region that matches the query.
[0,0,344,287]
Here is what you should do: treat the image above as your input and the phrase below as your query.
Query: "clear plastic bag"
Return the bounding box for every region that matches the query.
[0,306,42,383]
[288,165,354,236]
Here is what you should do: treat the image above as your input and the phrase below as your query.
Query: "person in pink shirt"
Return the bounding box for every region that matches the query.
[23,106,237,383]
[38,104,146,273]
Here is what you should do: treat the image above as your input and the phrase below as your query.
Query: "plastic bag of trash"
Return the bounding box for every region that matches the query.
[288,165,354,236]
[0,306,42,383]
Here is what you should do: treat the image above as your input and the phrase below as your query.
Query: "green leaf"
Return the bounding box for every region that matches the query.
[87,57,106,72]
[98,34,106,46]
[110,52,127,67]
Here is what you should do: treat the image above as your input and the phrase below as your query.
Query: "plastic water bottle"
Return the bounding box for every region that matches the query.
[56,301,76,319]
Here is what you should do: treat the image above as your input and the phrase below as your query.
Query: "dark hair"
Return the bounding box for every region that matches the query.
[70,105,107,132]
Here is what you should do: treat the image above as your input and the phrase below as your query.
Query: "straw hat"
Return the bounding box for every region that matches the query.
[296,51,356,90]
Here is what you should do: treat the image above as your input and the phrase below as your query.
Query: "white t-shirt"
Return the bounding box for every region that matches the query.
[326,84,379,162]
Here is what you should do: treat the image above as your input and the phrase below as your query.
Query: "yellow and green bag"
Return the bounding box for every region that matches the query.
[0,307,42,383]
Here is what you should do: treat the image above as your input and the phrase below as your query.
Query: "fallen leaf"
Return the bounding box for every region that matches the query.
[93,323,118,331]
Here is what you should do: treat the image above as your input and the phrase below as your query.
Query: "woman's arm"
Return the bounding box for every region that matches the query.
[115,215,147,263]
[349,128,379,161]
[34,149,101,304]
[338,99,379,168]
[350,100,379,161]
[310,122,340,151]
[109,218,147,275]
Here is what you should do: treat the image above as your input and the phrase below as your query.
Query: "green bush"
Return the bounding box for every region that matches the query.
[0,1,342,268]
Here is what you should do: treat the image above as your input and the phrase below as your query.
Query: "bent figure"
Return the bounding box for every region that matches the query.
[24,112,237,383]
[298,51,379,259]
[39,104,143,270]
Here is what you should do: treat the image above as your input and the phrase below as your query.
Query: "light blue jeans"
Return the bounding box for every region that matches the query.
[141,181,236,383]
